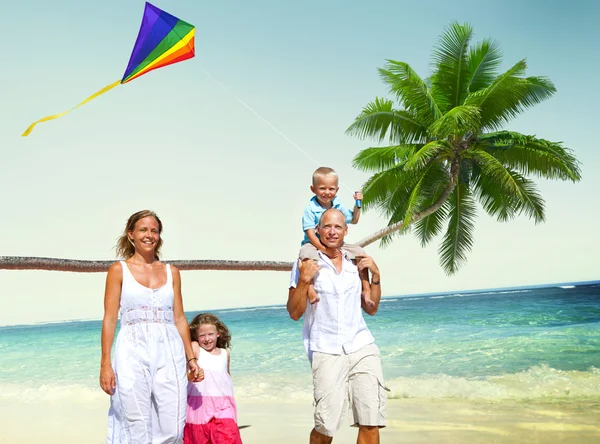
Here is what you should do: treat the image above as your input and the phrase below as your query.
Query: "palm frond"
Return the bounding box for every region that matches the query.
[471,163,516,222]
[360,163,421,217]
[428,105,481,139]
[379,60,442,126]
[465,38,502,93]
[430,21,473,110]
[468,148,545,223]
[360,167,402,211]
[465,60,556,129]
[353,144,420,173]
[405,140,453,171]
[438,183,477,275]
[479,131,582,181]
[412,163,452,246]
[345,97,426,144]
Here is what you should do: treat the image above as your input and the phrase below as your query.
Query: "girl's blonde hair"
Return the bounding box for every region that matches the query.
[115,210,164,260]
[189,313,232,349]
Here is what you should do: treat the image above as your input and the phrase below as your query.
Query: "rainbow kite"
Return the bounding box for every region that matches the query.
[22,2,195,136]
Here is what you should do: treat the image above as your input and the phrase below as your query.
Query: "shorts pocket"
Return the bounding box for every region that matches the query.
[377,377,388,425]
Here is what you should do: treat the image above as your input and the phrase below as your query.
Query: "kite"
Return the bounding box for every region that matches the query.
[22,2,195,136]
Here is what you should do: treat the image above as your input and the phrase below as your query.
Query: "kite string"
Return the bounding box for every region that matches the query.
[201,68,355,194]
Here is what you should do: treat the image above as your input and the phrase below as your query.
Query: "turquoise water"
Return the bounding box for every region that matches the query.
[1,284,599,403]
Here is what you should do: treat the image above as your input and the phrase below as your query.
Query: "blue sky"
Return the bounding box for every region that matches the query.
[1,0,599,325]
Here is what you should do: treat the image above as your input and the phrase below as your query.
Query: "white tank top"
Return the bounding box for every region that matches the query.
[197,347,228,372]
[119,261,175,326]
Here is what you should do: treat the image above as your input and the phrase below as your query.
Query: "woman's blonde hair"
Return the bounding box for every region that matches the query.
[189,313,232,349]
[115,210,163,260]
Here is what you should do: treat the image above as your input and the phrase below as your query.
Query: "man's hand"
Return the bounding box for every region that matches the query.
[353,191,363,202]
[298,258,320,284]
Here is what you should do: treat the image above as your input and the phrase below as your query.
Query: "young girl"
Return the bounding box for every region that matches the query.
[184,313,243,444]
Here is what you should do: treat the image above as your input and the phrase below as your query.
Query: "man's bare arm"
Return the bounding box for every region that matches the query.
[356,255,381,315]
[287,260,320,321]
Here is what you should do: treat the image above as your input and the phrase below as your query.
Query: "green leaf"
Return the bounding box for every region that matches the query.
[431,22,473,110]
[468,148,545,223]
[465,38,502,93]
[353,144,420,173]
[413,163,452,246]
[480,131,582,182]
[345,97,426,144]
[379,60,442,126]
[428,105,481,139]
[465,60,556,129]
[405,140,453,171]
[438,183,477,274]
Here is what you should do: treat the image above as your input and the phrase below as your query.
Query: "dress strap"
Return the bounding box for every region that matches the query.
[120,261,132,282]
[166,264,172,287]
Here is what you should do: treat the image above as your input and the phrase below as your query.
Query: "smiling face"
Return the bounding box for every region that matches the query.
[316,209,347,249]
[196,323,220,352]
[310,175,339,208]
[128,216,160,256]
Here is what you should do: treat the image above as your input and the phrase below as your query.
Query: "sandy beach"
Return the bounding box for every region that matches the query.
[1,397,599,443]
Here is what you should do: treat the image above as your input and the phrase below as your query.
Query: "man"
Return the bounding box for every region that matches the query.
[287,208,387,444]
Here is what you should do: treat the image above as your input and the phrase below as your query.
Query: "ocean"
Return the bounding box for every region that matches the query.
[1,284,599,405]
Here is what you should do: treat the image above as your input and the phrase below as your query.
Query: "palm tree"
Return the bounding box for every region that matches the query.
[347,21,581,274]
[0,256,292,272]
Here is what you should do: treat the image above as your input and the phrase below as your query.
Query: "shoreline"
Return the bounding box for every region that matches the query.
[1,397,599,443]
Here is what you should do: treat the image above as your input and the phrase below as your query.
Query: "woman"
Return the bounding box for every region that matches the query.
[100,210,201,443]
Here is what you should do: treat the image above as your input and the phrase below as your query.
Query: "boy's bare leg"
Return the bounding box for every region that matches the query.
[359,268,375,309]
[308,281,320,304]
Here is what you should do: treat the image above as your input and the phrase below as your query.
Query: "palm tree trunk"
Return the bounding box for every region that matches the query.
[0,256,292,272]
[357,161,460,248]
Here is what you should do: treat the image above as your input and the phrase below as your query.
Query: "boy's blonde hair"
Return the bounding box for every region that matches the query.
[312,167,338,186]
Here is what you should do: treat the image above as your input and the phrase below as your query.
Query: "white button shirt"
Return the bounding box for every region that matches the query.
[290,252,375,362]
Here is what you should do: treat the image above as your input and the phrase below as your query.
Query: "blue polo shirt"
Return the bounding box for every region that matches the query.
[301,196,353,245]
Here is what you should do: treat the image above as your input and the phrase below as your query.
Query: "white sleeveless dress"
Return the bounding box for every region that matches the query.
[107,261,187,444]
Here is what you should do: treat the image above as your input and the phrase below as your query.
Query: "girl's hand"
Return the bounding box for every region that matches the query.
[194,367,205,383]
[188,359,203,382]
[99,364,116,395]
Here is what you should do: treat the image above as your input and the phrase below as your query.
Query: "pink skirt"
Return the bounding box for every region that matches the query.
[183,417,242,444]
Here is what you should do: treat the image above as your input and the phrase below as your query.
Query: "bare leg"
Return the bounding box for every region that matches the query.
[357,426,380,444]
[310,428,333,444]
[308,282,320,304]
[359,269,375,309]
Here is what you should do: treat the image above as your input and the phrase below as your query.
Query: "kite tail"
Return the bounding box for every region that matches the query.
[21,80,122,137]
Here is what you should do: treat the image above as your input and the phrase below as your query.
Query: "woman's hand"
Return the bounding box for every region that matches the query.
[99,363,116,395]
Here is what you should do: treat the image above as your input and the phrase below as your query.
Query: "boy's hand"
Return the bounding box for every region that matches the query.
[353,191,363,202]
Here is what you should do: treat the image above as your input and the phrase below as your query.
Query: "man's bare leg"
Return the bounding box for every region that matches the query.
[357,426,380,444]
[310,428,333,444]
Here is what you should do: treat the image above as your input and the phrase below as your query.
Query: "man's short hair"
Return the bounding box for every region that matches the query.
[318,208,347,228]
[312,167,338,186]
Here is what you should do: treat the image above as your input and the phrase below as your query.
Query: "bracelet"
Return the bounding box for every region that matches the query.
[372,279,380,285]
[187,357,198,363]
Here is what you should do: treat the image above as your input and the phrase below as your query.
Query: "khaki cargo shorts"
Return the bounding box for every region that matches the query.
[311,343,387,437]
